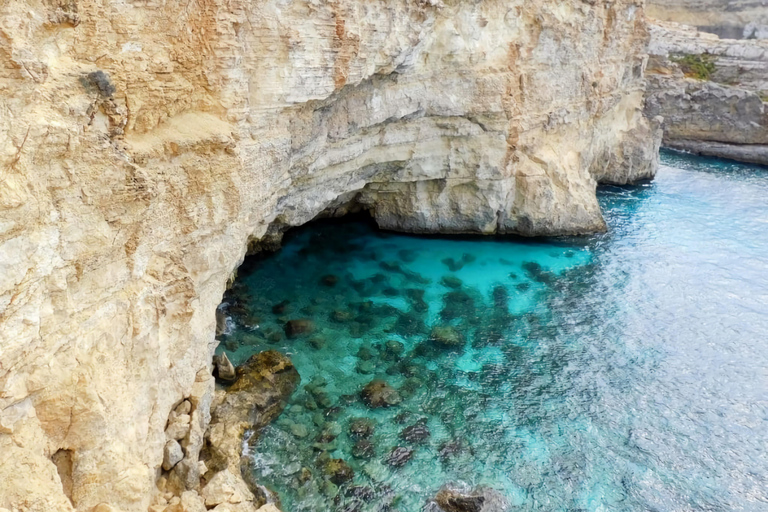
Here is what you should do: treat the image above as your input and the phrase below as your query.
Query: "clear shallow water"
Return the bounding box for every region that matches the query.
[218,151,768,511]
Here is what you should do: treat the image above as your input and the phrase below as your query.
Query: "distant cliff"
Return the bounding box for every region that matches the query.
[648,0,768,39]
[645,21,768,165]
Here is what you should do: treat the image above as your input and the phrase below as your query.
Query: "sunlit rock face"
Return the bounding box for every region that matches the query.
[645,21,768,165]
[0,0,658,510]
[647,0,768,39]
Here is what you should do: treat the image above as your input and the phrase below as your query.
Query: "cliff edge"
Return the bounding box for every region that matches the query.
[0,0,659,510]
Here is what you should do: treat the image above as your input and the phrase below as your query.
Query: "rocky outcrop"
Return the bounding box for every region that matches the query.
[0,0,659,510]
[201,351,299,510]
[647,0,768,39]
[645,21,768,165]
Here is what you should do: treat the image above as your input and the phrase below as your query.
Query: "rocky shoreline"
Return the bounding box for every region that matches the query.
[645,21,768,166]
[0,0,660,510]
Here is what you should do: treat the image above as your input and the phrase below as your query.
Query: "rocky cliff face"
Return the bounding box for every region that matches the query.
[0,0,659,510]
[647,0,768,39]
[645,21,768,165]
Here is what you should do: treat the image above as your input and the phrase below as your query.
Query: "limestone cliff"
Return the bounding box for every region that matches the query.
[645,21,768,165]
[0,0,659,510]
[647,0,768,39]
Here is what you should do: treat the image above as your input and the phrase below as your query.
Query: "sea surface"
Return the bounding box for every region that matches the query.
[217,151,768,511]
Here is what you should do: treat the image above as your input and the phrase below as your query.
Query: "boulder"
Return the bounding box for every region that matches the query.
[349,417,375,439]
[400,422,430,444]
[284,319,315,338]
[429,326,464,349]
[322,458,354,485]
[352,439,376,459]
[163,440,184,471]
[360,380,402,408]
[384,446,413,467]
[431,487,509,512]
[200,469,255,507]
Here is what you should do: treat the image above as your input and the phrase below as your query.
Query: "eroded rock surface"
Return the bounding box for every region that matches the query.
[648,0,768,40]
[645,21,768,165]
[0,0,658,510]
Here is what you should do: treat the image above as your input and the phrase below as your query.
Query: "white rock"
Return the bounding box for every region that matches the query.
[200,470,255,507]
[162,440,184,471]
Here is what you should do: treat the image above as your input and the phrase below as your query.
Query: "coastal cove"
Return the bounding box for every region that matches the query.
[216,151,768,511]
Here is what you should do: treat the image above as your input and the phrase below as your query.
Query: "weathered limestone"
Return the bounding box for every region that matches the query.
[0,0,659,510]
[647,0,768,39]
[645,21,768,165]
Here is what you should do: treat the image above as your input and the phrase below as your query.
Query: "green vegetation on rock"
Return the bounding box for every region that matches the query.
[670,53,717,81]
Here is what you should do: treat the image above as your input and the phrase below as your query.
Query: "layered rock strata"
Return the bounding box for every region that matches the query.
[647,0,768,39]
[645,21,768,165]
[1,0,659,510]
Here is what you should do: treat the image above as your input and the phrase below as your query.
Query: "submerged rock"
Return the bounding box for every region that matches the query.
[323,458,354,485]
[320,274,339,286]
[430,326,465,349]
[430,487,509,512]
[360,379,402,408]
[308,336,326,349]
[349,417,375,439]
[352,439,376,459]
[284,318,316,337]
[331,309,354,323]
[400,422,431,444]
[272,300,292,315]
[438,440,463,461]
[440,290,477,322]
[385,446,414,467]
[441,276,463,289]
[521,261,555,285]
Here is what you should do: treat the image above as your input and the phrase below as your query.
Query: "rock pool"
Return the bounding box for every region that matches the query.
[217,151,768,511]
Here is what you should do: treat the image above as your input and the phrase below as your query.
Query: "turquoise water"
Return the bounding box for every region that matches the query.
[218,151,768,511]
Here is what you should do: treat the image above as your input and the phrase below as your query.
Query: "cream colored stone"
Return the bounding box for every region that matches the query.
[0,0,659,510]
[163,440,184,471]
[179,491,207,512]
[200,470,255,507]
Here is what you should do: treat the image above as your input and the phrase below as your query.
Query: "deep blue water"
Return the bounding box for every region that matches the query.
[218,150,768,511]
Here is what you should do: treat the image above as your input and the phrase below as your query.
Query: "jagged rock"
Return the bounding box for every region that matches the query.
[163,440,184,471]
[645,21,768,166]
[166,415,191,441]
[180,491,207,512]
[201,469,255,507]
[214,352,237,382]
[203,352,299,508]
[360,380,402,408]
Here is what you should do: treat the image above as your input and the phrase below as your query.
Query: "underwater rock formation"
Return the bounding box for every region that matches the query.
[645,21,768,165]
[0,0,659,510]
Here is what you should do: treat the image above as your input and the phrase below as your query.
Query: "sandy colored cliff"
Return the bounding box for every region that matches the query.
[0,0,659,510]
